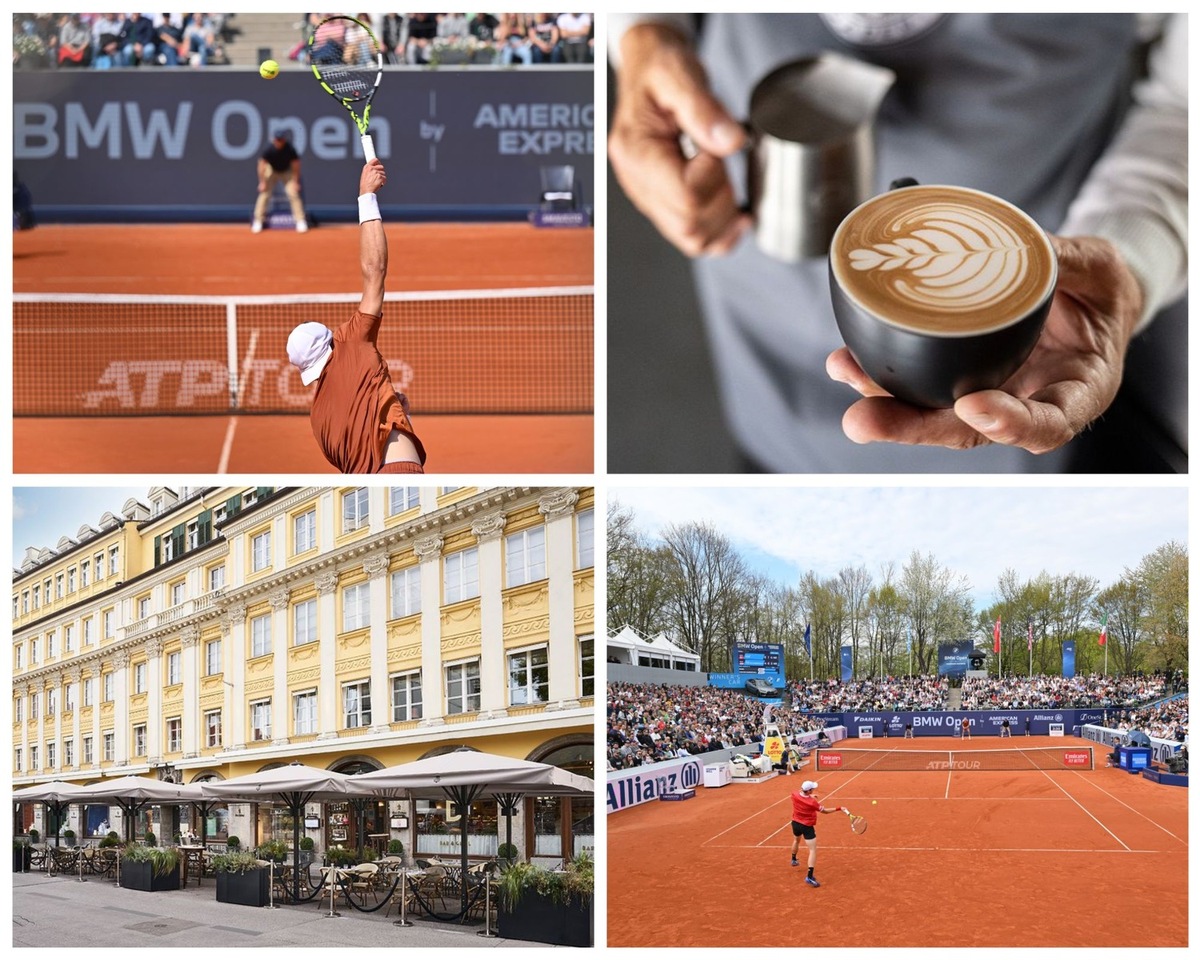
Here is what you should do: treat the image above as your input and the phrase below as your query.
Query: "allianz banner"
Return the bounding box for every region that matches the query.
[606,756,703,815]
[13,68,594,221]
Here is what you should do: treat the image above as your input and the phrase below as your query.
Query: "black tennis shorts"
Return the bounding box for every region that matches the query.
[791,821,816,840]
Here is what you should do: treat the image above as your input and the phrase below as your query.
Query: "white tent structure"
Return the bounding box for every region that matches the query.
[607,624,701,671]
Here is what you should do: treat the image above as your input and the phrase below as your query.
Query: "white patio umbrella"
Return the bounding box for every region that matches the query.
[12,780,93,847]
[198,762,356,902]
[71,776,207,843]
[351,749,595,916]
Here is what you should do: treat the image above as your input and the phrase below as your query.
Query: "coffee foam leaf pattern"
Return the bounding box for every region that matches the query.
[847,205,1031,313]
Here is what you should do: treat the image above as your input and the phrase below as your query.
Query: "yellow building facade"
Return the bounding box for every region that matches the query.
[13,485,595,863]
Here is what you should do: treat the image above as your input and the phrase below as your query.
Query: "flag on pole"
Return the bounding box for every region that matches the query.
[1027,620,1033,652]
[803,623,812,657]
[993,617,1002,653]
[1098,612,1108,646]
[906,622,911,652]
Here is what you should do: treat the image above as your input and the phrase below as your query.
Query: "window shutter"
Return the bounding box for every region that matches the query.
[153,535,161,566]
[199,509,213,544]
[172,523,186,557]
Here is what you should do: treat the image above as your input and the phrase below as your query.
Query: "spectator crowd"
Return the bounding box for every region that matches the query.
[787,676,950,713]
[609,673,1186,768]
[14,13,229,69]
[960,673,1172,711]
[13,13,594,69]
[607,682,826,770]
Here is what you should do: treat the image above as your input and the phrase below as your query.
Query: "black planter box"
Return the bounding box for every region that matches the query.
[215,867,271,907]
[498,892,593,947]
[119,859,181,892]
[13,847,31,873]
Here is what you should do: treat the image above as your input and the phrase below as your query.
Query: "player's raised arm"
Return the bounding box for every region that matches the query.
[358,158,388,317]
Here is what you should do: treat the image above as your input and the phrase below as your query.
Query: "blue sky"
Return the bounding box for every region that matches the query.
[610,485,1187,608]
[13,487,149,570]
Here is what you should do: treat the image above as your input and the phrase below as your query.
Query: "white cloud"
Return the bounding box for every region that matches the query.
[612,486,1187,604]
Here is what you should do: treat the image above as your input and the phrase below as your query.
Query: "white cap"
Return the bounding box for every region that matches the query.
[801,780,819,792]
[287,322,333,386]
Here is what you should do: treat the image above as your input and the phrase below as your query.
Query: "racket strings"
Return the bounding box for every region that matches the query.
[311,17,379,102]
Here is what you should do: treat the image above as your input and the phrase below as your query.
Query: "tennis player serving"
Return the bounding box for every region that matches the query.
[790,779,843,887]
[286,158,427,474]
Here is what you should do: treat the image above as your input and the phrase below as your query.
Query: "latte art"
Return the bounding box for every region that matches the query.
[832,186,1055,334]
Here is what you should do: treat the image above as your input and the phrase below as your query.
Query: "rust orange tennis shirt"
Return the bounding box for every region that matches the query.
[309,309,426,473]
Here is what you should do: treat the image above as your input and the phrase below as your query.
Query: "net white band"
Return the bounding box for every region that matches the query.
[358,193,381,224]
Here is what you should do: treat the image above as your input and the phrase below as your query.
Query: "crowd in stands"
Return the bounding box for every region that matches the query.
[359,13,594,65]
[960,673,1171,711]
[1106,696,1188,742]
[12,13,593,69]
[787,676,949,712]
[607,682,827,770]
[608,673,1187,769]
[13,14,230,69]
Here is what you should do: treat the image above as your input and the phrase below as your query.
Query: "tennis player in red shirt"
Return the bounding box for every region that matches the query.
[286,158,427,474]
[790,780,843,887]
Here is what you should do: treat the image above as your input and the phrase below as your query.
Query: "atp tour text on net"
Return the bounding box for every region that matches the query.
[15,101,594,160]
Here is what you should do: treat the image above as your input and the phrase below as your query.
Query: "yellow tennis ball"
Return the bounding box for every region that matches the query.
[260,59,279,80]
[872,800,877,805]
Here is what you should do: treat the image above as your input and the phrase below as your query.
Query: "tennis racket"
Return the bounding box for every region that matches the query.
[308,15,384,161]
[843,808,868,835]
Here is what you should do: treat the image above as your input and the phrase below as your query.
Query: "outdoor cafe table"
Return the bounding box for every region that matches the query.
[179,846,206,887]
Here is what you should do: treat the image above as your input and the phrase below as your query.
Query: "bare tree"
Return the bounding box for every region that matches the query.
[661,521,748,672]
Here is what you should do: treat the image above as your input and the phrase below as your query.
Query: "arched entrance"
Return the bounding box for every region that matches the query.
[187,771,228,843]
[408,745,502,862]
[326,756,386,853]
[527,737,593,863]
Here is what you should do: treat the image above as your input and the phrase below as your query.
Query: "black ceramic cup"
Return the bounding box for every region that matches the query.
[828,182,1058,409]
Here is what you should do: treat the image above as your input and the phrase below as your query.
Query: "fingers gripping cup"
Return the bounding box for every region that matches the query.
[829,182,1058,408]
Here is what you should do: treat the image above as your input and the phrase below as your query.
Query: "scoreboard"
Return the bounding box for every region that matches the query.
[734,643,783,675]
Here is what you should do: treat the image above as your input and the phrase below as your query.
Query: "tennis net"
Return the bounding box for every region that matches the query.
[13,286,593,416]
[815,746,1094,772]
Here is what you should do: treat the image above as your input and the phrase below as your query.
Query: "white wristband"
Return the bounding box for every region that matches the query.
[358,193,381,224]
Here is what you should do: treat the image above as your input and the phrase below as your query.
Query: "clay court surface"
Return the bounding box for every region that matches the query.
[13,223,593,474]
[608,737,1188,948]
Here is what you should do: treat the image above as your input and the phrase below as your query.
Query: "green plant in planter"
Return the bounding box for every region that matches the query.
[28,829,40,844]
[173,833,182,845]
[299,836,314,851]
[210,851,263,875]
[122,843,180,877]
[226,836,241,851]
[143,831,157,847]
[497,842,518,866]
[99,832,121,849]
[387,839,404,857]
[63,829,77,845]
[254,839,289,862]
[357,846,378,863]
[324,846,357,867]
[496,852,594,908]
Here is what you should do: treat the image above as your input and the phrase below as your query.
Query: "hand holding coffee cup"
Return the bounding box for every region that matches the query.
[829,183,1058,410]
[828,193,1144,453]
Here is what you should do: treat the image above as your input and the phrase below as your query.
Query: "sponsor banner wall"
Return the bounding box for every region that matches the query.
[1079,724,1183,763]
[840,646,853,683]
[606,756,702,815]
[607,727,851,814]
[14,68,594,221]
[831,709,1090,737]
